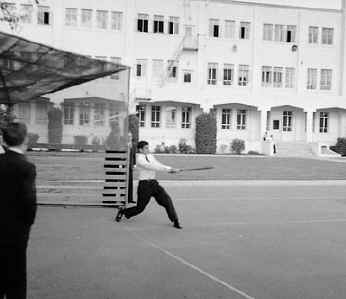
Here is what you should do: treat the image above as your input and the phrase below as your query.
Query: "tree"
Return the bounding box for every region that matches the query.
[0,1,40,123]
[0,1,39,30]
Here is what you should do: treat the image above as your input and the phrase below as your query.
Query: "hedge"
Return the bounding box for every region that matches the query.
[331,138,346,156]
[128,114,139,147]
[195,112,217,154]
[48,107,63,144]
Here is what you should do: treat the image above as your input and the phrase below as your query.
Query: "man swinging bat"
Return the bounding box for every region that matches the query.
[115,140,183,229]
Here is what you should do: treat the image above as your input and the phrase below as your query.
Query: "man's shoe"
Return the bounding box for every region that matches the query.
[115,207,125,222]
[173,221,183,229]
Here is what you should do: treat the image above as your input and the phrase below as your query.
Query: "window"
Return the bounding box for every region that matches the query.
[283,111,292,132]
[285,67,295,88]
[209,19,220,38]
[320,69,332,90]
[286,25,296,42]
[221,109,231,129]
[20,4,33,24]
[262,66,272,87]
[166,106,177,128]
[81,9,92,27]
[137,14,148,32]
[38,6,51,25]
[111,11,122,31]
[35,102,47,124]
[224,20,235,38]
[307,68,317,90]
[263,24,273,41]
[275,25,284,42]
[96,10,108,29]
[110,57,121,79]
[207,63,218,85]
[322,28,334,45]
[136,105,146,127]
[79,105,90,125]
[153,15,164,33]
[223,64,234,85]
[273,67,283,88]
[17,103,30,122]
[151,105,161,128]
[152,59,164,84]
[237,110,246,130]
[64,104,74,125]
[309,26,318,44]
[183,70,192,83]
[319,112,328,133]
[109,103,120,126]
[239,22,250,39]
[168,16,179,34]
[182,106,191,128]
[167,60,178,80]
[93,103,105,126]
[136,59,147,78]
[273,120,280,130]
[65,8,77,26]
[238,65,249,86]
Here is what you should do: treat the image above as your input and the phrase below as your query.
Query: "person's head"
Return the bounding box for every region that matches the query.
[2,122,28,150]
[137,140,149,154]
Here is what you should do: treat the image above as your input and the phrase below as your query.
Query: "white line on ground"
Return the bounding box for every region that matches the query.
[125,227,255,299]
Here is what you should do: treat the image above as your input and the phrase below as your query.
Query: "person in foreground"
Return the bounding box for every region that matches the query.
[0,122,37,299]
[116,140,182,229]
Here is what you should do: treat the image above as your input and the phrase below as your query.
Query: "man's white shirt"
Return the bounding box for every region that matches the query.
[136,153,172,180]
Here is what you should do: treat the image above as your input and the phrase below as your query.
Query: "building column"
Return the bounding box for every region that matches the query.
[306,110,314,142]
[259,108,269,140]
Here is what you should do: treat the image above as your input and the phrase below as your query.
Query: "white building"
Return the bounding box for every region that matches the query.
[2,0,346,153]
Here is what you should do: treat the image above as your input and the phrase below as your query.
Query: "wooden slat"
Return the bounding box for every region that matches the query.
[105,170,127,175]
[103,182,127,188]
[102,192,126,198]
[105,150,127,154]
[103,159,128,165]
[102,200,126,204]
[104,165,128,170]
[105,179,126,183]
[104,174,127,180]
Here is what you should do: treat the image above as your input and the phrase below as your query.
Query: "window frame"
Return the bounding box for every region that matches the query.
[182,106,192,129]
[151,105,161,128]
[221,108,231,129]
[236,109,247,130]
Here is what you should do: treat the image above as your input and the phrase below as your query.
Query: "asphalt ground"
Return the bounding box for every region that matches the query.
[28,184,346,299]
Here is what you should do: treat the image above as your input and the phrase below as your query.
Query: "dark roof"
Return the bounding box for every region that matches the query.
[0,30,129,104]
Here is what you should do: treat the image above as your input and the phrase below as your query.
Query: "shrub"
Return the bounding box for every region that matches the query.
[219,144,228,154]
[74,135,88,146]
[195,112,217,154]
[128,114,139,147]
[91,136,101,146]
[332,138,346,156]
[168,145,178,153]
[178,138,194,154]
[247,150,261,155]
[27,133,39,148]
[48,107,63,144]
[231,139,245,154]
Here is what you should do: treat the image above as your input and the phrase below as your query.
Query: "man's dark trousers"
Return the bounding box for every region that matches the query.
[124,180,179,223]
[0,150,37,299]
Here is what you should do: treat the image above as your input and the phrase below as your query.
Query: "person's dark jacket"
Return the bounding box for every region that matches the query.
[0,148,37,247]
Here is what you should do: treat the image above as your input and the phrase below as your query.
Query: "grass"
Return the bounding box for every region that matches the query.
[28,152,346,183]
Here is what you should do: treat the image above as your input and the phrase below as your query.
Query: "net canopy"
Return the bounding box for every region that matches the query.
[0,30,129,104]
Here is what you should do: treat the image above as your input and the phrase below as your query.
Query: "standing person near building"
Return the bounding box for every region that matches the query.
[0,122,37,299]
[115,140,183,229]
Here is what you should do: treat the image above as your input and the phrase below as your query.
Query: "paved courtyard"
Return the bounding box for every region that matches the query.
[29,183,346,299]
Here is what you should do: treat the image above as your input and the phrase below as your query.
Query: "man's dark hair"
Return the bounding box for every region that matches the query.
[137,140,149,150]
[2,122,28,147]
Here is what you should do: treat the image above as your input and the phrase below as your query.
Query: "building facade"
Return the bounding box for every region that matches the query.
[2,0,346,153]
